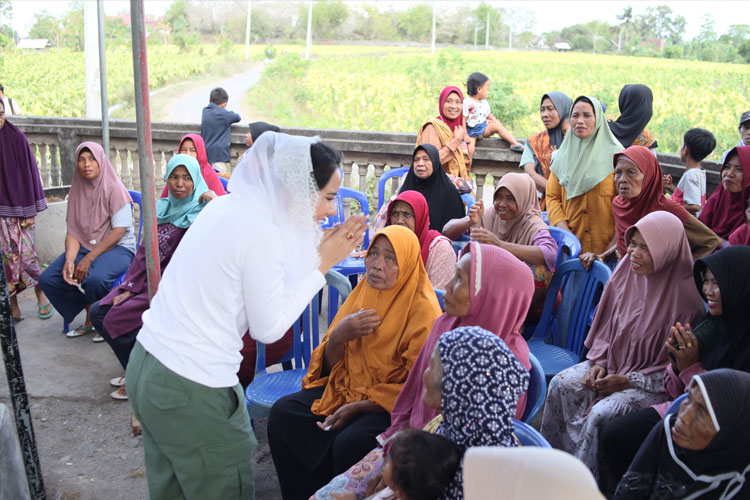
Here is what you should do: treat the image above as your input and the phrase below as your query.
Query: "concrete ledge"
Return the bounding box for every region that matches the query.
[0,403,31,500]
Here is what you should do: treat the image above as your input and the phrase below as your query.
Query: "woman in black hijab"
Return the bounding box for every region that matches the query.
[399,144,465,232]
[609,84,657,149]
[613,368,750,500]
[245,121,281,148]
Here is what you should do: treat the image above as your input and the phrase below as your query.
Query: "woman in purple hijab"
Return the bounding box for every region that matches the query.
[0,99,53,321]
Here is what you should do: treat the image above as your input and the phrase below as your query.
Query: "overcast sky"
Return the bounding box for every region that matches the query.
[8,0,746,40]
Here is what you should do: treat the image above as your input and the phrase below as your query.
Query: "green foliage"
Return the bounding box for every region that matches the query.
[297,1,349,40]
[250,48,750,160]
[394,4,433,42]
[264,45,277,60]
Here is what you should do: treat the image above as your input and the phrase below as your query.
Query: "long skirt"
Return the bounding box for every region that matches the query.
[0,217,42,296]
[540,361,669,485]
[38,246,134,323]
[268,386,391,500]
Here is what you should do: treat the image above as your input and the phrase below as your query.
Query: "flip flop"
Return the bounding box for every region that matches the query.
[67,325,95,338]
[110,376,126,387]
[92,333,105,343]
[110,386,128,401]
[12,315,24,323]
[510,144,525,152]
[37,302,54,320]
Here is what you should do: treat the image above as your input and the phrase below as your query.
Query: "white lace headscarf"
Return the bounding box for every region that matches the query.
[228,132,324,283]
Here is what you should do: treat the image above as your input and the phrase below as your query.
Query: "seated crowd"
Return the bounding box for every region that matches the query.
[4,74,750,500]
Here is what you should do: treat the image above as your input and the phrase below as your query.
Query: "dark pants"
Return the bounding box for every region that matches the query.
[268,386,391,500]
[89,301,139,371]
[601,407,661,484]
[38,247,134,323]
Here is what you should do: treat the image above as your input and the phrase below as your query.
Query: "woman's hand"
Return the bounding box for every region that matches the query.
[20,217,35,230]
[365,467,387,497]
[453,124,466,142]
[332,309,381,343]
[665,322,700,374]
[579,252,602,271]
[62,258,77,286]
[199,190,217,204]
[73,255,93,283]
[662,174,674,193]
[112,290,132,305]
[468,200,484,225]
[318,215,368,274]
[582,364,606,390]
[316,401,365,432]
[470,227,502,247]
[595,374,630,397]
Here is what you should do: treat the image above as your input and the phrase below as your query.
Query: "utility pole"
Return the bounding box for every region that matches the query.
[431,1,436,54]
[508,26,512,49]
[305,0,313,60]
[244,0,251,60]
[485,11,490,49]
[97,0,109,153]
[83,1,101,119]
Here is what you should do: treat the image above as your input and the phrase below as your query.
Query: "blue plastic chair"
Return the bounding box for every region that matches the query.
[325,269,353,325]
[526,259,612,382]
[666,393,688,416]
[245,276,352,418]
[434,288,445,311]
[541,211,549,225]
[452,234,471,257]
[547,226,582,268]
[63,190,143,334]
[521,353,546,424]
[326,187,370,279]
[377,167,409,211]
[461,193,476,215]
[219,176,229,193]
[513,420,552,448]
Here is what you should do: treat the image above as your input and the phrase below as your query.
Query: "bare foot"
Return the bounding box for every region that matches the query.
[10,295,22,319]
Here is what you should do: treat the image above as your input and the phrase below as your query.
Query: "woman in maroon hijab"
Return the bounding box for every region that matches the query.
[0,99,52,321]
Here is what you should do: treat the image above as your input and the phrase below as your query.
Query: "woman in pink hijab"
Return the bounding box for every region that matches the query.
[310,242,535,500]
[540,211,706,488]
[39,142,135,339]
[160,134,227,198]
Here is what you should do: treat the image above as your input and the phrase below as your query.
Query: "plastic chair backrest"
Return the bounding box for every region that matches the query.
[128,190,143,247]
[325,270,354,325]
[333,187,371,249]
[522,353,547,423]
[434,288,445,311]
[547,226,581,267]
[666,393,687,417]
[461,193,476,215]
[532,259,611,355]
[255,293,320,375]
[219,176,229,192]
[377,167,409,211]
[452,234,471,257]
[541,211,549,225]
[513,420,552,448]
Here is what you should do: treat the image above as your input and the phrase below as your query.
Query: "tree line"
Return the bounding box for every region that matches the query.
[2,1,748,64]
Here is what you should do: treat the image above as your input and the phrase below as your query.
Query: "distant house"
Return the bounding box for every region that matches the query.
[532,37,550,50]
[554,42,572,52]
[640,37,666,52]
[17,38,49,50]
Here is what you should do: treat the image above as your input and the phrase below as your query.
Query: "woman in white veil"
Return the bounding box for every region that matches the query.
[126,132,367,499]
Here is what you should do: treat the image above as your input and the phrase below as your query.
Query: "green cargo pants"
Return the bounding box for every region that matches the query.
[127,342,257,500]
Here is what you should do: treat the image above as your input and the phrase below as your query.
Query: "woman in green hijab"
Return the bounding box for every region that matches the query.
[546,96,623,263]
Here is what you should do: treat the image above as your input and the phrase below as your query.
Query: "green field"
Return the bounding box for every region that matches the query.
[2,44,748,159]
[251,48,750,159]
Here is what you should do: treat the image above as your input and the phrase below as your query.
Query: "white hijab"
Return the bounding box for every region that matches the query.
[463,447,605,500]
[228,132,324,283]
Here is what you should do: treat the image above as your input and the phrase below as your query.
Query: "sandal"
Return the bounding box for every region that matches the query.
[12,315,24,323]
[37,302,54,320]
[110,385,128,401]
[510,144,525,152]
[92,333,105,343]
[67,325,95,338]
[110,376,126,387]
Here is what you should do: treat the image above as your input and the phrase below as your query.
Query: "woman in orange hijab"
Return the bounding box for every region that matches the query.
[268,225,441,500]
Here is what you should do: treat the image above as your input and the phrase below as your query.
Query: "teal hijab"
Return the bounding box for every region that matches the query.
[156,154,209,228]
[550,95,623,199]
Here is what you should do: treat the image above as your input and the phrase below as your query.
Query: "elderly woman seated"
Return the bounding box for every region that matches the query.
[311,242,535,500]
[386,190,456,290]
[613,369,750,499]
[268,225,441,500]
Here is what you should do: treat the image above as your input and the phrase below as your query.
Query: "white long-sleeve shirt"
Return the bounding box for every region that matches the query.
[137,194,325,388]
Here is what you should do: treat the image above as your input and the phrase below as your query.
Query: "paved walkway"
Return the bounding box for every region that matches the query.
[0,290,282,499]
[168,63,265,124]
